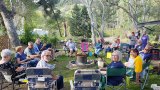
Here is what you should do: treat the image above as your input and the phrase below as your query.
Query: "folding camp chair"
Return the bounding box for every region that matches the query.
[105,68,126,90]
[140,59,151,90]
[0,68,26,90]
[70,69,101,90]
[81,42,89,54]
[26,67,56,90]
[126,58,151,90]
[120,43,130,53]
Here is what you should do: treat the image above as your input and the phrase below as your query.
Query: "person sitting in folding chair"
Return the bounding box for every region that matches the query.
[94,39,103,57]
[140,46,151,62]
[111,39,119,51]
[139,46,152,78]
[36,50,64,90]
[135,39,143,52]
[100,50,126,90]
[66,39,77,57]
[124,49,143,85]
[80,39,89,55]
[107,50,124,86]
[15,46,39,67]
[0,49,26,87]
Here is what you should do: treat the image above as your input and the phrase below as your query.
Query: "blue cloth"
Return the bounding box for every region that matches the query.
[15,53,27,61]
[107,61,124,86]
[129,45,135,49]
[24,47,36,56]
[57,75,64,89]
[105,47,112,53]
[95,43,102,49]
[95,42,103,55]
[135,45,143,52]
[46,43,52,49]
[15,52,39,67]
[140,52,151,61]
[33,43,43,53]
[141,35,149,49]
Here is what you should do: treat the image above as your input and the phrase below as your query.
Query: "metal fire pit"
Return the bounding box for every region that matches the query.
[66,54,95,69]
[76,54,87,65]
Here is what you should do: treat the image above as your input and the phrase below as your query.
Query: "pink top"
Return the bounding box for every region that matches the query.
[81,42,89,52]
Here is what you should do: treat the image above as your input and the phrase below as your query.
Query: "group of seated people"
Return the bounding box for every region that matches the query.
[63,38,105,58]
[63,38,91,57]
[0,38,64,89]
[103,45,151,86]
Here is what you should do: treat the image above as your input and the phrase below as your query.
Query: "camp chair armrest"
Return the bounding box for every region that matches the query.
[70,80,74,90]
[14,73,26,79]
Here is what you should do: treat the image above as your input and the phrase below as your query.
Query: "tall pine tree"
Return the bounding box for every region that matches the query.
[69,5,91,38]
[81,6,91,38]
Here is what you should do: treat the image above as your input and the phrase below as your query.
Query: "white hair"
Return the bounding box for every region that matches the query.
[41,50,50,57]
[28,41,33,45]
[112,50,122,61]
[1,49,12,58]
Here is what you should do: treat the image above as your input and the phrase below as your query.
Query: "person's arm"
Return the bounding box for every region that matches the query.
[16,58,26,64]
[29,49,40,58]
[28,54,40,59]
[15,67,25,72]
[40,43,46,51]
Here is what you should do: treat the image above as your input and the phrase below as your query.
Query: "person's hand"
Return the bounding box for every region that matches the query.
[124,62,129,67]
[29,55,35,59]
[16,67,24,72]
[26,56,31,60]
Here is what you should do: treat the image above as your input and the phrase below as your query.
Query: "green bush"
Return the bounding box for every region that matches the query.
[48,36,59,48]
[41,34,49,43]
[19,22,36,44]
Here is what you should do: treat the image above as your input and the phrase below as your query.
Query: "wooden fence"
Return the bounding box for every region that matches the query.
[0,35,11,51]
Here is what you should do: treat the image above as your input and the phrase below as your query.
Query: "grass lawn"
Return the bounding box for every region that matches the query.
[50,55,160,90]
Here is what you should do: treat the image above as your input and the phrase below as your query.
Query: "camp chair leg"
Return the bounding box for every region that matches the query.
[141,71,149,90]
[12,83,15,90]
[124,82,127,90]
[0,79,3,90]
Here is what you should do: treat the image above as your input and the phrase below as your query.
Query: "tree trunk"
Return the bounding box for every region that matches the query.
[53,10,62,37]
[0,0,20,48]
[99,0,105,39]
[81,0,96,45]
[88,0,96,45]
[128,0,138,30]
[63,21,67,37]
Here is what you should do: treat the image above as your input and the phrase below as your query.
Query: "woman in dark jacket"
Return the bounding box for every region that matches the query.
[107,50,124,86]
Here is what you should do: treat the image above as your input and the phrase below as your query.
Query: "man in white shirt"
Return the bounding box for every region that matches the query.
[36,50,64,90]
[36,50,55,69]
[66,39,77,57]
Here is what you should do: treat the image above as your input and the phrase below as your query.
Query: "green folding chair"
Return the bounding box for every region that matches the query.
[106,68,126,90]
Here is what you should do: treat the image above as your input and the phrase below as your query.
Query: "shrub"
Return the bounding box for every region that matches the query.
[48,36,59,48]
[19,22,36,44]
